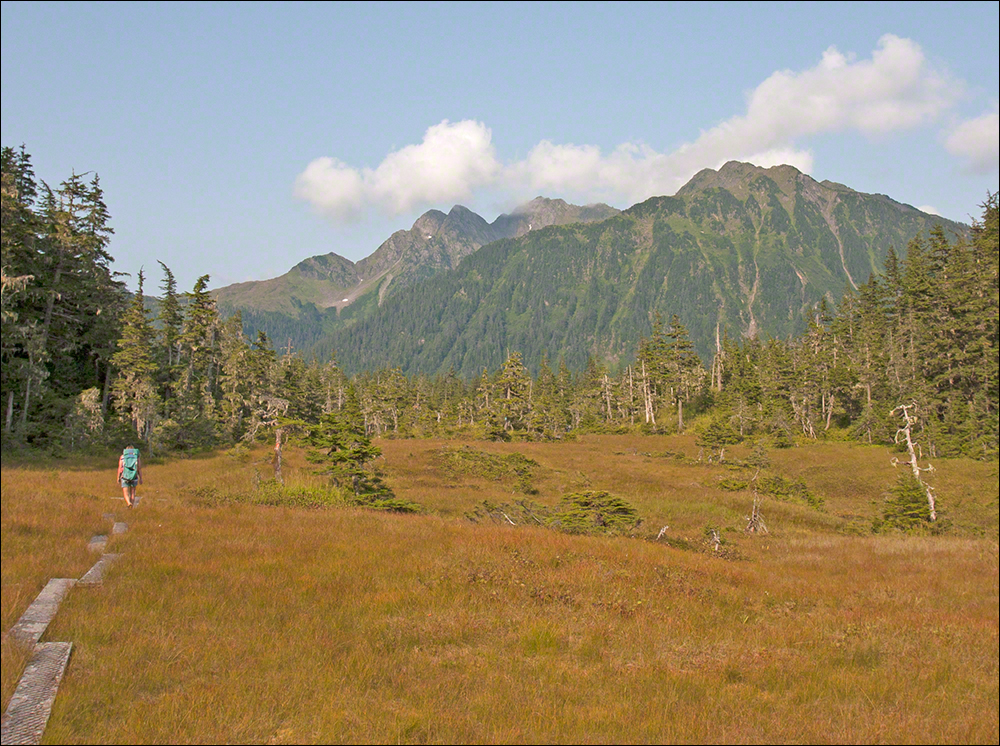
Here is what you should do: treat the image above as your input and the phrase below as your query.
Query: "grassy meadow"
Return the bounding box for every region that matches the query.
[2,433,998,744]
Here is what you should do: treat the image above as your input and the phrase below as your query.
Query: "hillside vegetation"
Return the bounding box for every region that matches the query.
[314,162,969,373]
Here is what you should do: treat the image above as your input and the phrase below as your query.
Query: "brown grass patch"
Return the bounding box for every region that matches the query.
[2,435,997,743]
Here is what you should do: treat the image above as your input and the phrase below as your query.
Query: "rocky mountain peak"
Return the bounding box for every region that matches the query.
[513,196,570,214]
[678,160,847,207]
[411,210,448,238]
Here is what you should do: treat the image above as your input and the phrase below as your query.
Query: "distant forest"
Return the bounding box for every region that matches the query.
[3,145,997,462]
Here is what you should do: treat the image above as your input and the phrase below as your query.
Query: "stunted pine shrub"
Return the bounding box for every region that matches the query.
[187,477,421,513]
[466,490,642,537]
[350,492,423,513]
[719,474,824,510]
[304,387,406,507]
[465,498,551,526]
[696,416,743,461]
[437,445,538,494]
[552,490,642,535]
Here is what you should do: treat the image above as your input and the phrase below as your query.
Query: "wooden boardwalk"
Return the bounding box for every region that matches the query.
[1,513,126,745]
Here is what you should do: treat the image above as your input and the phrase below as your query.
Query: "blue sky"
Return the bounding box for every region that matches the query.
[2,1,997,295]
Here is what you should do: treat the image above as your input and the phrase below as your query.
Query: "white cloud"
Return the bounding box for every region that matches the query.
[945,102,1000,173]
[296,35,962,220]
[295,120,501,221]
[369,120,501,213]
[744,35,957,138]
[294,157,366,222]
[918,205,941,216]
[505,141,672,204]
[659,34,957,188]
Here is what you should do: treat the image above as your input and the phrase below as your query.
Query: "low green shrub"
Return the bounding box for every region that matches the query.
[467,490,642,537]
[718,473,825,509]
[438,446,539,493]
[551,491,642,535]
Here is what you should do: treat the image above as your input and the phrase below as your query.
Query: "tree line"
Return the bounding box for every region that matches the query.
[3,145,997,462]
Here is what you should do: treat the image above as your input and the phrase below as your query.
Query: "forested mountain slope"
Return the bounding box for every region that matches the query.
[316,161,969,377]
[213,197,619,330]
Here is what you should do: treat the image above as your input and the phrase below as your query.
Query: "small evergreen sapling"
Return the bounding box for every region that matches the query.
[305,384,413,510]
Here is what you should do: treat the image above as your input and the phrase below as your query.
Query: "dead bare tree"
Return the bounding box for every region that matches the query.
[245,395,290,484]
[890,402,937,522]
[744,468,768,535]
[640,359,656,425]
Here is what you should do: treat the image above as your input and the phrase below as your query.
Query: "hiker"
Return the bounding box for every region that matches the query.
[117,445,143,508]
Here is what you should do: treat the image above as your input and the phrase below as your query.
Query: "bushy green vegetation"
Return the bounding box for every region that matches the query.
[549,490,642,535]
[438,445,540,493]
[875,472,936,533]
[719,473,824,510]
[465,489,642,537]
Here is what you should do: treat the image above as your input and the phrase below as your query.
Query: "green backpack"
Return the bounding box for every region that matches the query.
[122,447,139,481]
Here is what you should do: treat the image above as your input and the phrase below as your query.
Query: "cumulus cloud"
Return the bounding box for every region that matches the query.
[945,102,1000,173]
[295,120,501,222]
[294,157,366,222]
[744,35,956,138]
[297,35,963,219]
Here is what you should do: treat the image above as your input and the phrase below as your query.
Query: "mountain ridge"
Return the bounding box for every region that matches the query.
[307,161,970,377]
[213,197,621,317]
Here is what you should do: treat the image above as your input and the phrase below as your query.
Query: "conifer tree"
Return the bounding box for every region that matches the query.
[216,313,266,442]
[616,364,640,428]
[110,269,159,443]
[528,354,563,438]
[665,314,705,430]
[156,262,184,418]
[174,274,221,446]
[3,155,122,440]
[318,354,350,415]
[306,381,392,497]
[1,146,40,435]
[636,312,669,424]
[495,350,532,434]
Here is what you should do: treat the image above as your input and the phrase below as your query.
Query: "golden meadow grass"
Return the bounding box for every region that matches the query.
[2,434,998,744]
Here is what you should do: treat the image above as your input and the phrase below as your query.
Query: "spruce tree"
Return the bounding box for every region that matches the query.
[306,381,393,498]
[174,274,222,447]
[3,155,123,441]
[110,269,160,443]
[156,262,184,418]
[495,350,532,434]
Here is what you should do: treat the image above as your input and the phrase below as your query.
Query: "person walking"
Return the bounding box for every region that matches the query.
[117,445,143,508]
